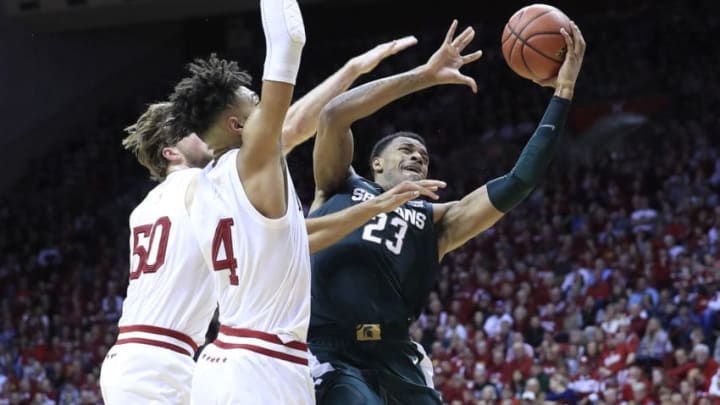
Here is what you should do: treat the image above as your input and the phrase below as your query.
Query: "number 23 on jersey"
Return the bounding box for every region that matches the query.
[361,213,408,255]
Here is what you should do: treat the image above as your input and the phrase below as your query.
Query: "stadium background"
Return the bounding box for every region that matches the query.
[1,0,719,403]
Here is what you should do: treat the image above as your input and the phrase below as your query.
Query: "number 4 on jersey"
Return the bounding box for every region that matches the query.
[212,218,239,285]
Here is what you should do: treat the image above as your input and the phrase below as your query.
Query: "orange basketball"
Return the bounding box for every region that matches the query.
[501,4,571,82]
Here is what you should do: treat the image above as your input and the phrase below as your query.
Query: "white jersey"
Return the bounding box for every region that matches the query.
[117,169,217,355]
[190,149,311,344]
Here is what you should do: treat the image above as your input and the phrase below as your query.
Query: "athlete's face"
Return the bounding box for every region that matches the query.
[374,137,429,185]
[175,133,213,168]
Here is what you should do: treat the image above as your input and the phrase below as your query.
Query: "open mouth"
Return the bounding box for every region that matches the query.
[402,165,422,175]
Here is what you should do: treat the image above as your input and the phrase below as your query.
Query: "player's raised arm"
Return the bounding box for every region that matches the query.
[433,22,586,260]
[239,0,305,169]
[282,37,418,155]
[311,20,483,210]
[306,180,446,253]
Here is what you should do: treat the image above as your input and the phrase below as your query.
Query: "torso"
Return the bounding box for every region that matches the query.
[190,149,311,342]
[308,175,440,335]
[119,169,217,347]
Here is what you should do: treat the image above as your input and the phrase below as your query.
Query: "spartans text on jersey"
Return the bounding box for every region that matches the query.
[351,187,426,229]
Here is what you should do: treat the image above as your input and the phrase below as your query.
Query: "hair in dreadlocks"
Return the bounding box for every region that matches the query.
[122,102,180,182]
[169,53,252,139]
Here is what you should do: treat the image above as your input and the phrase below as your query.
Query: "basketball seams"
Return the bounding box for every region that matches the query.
[507,24,565,64]
[524,33,566,63]
[502,8,524,43]
[519,42,538,80]
[510,34,530,79]
[503,8,525,55]
[516,8,555,36]
[502,6,569,81]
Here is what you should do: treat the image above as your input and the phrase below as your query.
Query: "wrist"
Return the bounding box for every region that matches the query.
[368,197,386,216]
[553,81,575,100]
[413,65,438,84]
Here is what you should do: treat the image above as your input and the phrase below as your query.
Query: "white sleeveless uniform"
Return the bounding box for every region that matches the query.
[100,169,217,405]
[188,150,313,405]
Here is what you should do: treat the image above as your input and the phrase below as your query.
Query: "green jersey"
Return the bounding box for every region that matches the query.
[308,174,440,338]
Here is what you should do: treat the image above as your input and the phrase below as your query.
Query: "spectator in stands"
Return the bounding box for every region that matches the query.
[483,300,513,339]
[546,373,577,404]
[670,301,702,346]
[689,343,719,391]
[636,317,673,369]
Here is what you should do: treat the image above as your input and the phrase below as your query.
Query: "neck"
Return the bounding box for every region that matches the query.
[373,175,393,191]
[166,163,190,176]
[206,127,240,160]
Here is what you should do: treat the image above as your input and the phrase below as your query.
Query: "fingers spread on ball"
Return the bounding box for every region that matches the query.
[560,27,575,59]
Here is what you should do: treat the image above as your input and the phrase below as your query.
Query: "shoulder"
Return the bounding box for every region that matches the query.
[311,173,366,212]
[347,173,373,189]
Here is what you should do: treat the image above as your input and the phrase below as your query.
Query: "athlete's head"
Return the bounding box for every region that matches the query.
[169,54,257,155]
[122,102,212,181]
[369,131,429,189]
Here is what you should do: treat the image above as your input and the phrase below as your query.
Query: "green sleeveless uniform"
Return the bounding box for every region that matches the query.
[308,174,442,405]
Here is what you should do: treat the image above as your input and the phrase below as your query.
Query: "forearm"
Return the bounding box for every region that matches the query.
[321,66,434,127]
[306,200,382,254]
[242,0,304,160]
[282,62,360,154]
[486,96,570,212]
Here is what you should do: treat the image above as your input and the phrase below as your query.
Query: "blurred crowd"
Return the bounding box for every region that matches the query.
[1,0,719,404]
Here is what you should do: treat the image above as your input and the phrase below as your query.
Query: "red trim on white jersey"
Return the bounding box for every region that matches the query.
[116,324,198,357]
[215,325,308,366]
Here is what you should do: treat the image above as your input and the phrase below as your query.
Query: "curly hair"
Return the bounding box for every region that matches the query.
[169,53,253,139]
[122,102,180,182]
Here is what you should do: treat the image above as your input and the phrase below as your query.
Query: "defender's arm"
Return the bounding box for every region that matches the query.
[238,0,305,172]
[282,37,418,155]
[234,0,305,218]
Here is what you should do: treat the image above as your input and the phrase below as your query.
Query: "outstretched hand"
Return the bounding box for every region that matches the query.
[373,180,447,213]
[348,36,419,76]
[422,20,483,93]
[535,21,586,89]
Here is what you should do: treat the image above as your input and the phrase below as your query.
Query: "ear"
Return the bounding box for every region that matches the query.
[372,157,383,174]
[227,116,244,135]
[162,146,183,164]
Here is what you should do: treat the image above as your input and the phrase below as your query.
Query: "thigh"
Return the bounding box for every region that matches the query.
[378,344,443,405]
[378,369,442,405]
[315,366,384,405]
[383,380,443,405]
[101,344,193,405]
[192,343,314,405]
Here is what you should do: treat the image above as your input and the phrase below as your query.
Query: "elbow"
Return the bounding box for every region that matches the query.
[319,101,349,131]
[282,117,306,144]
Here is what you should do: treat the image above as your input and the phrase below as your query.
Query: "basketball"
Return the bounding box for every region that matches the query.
[501,4,572,82]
